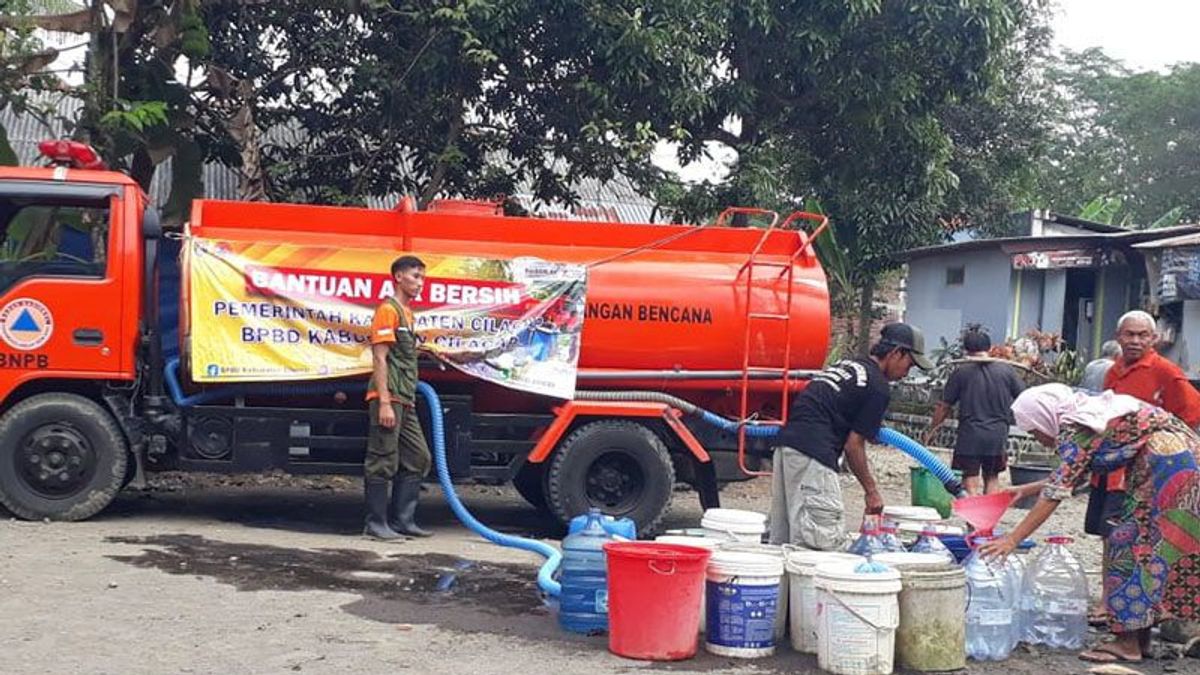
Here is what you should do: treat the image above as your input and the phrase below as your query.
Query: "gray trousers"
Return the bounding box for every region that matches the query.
[767,446,847,551]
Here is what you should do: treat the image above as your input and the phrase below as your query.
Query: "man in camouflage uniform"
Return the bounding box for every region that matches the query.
[363,255,433,540]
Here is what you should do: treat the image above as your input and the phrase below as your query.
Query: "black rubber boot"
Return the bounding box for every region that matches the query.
[363,478,405,541]
[389,475,433,537]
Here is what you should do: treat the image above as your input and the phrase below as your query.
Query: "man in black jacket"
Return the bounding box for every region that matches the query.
[768,322,932,550]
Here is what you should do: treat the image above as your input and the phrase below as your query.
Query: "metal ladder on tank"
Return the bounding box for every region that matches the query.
[720,208,829,477]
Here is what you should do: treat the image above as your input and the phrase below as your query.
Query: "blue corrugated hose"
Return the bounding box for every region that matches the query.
[876,427,965,497]
[417,382,563,598]
[163,362,958,591]
[163,362,563,597]
[697,408,963,497]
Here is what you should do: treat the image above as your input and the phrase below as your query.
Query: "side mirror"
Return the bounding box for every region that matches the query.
[143,206,162,240]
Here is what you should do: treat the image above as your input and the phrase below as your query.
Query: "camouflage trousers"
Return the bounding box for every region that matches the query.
[365,400,432,480]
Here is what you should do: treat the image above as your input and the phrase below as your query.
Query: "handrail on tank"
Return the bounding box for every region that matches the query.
[778,211,830,256]
[714,207,780,229]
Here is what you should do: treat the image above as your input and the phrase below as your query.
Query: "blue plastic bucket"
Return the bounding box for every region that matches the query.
[936,533,1035,563]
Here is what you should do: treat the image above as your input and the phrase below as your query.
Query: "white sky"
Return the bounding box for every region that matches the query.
[1052,0,1200,71]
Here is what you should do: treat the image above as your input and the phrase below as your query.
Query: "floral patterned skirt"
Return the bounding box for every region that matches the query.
[1104,432,1200,632]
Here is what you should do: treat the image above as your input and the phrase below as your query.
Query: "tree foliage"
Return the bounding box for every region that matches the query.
[234,0,724,206]
[655,1,1043,269]
[1035,49,1200,227]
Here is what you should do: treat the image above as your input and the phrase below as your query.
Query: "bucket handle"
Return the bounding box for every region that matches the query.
[648,560,677,576]
[826,590,899,632]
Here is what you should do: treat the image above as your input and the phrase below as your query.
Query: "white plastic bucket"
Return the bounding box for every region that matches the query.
[700,508,767,543]
[655,535,724,634]
[717,542,791,643]
[785,550,865,654]
[704,551,784,658]
[882,505,942,522]
[814,561,902,675]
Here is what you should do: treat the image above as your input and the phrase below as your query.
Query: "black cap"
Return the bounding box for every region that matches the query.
[879,322,933,370]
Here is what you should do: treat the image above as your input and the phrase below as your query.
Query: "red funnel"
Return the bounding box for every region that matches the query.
[952,492,1014,535]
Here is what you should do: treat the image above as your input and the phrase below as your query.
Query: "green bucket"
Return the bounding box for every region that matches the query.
[910,466,963,519]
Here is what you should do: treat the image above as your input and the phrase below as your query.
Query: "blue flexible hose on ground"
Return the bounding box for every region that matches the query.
[164,364,954,590]
[417,381,563,598]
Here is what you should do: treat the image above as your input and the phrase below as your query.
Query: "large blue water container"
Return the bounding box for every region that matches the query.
[567,511,637,540]
[559,509,614,634]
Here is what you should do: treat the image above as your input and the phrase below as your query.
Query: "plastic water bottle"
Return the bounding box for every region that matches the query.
[879,518,906,553]
[964,540,1016,661]
[909,524,957,564]
[1005,552,1027,651]
[568,511,636,540]
[848,514,888,558]
[558,509,613,634]
[1024,535,1089,649]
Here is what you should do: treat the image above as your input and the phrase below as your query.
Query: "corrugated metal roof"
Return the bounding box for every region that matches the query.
[3,95,659,222]
[1131,228,1200,249]
[900,224,1200,261]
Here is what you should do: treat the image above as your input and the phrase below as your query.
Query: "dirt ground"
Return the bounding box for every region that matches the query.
[1,447,1194,675]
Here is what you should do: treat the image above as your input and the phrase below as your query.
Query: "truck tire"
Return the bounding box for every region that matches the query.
[546,420,674,536]
[511,460,549,512]
[0,393,128,521]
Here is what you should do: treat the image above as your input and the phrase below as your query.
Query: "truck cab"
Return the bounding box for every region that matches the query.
[0,142,152,520]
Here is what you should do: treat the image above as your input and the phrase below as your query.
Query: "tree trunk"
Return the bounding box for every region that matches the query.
[228,81,269,202]
[854,276,877,357]
[129,147,155,192]
[418,107,465,208]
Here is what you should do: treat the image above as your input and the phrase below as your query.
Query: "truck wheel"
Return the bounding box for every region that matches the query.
[546,420,674,536]
[511,460,549,512]
[0,393,128,521]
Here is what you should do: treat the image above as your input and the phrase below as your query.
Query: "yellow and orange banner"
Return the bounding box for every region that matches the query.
[187,237,587,399]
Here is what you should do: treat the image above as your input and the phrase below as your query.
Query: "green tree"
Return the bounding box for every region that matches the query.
[0,0,65,164]
[653,0,1047,351]
[1036,49,1200,227]
[241,0,723,207]
[937,12,1057,237]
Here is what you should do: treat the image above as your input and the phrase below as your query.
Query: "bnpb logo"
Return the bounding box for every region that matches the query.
[0,298,54,351]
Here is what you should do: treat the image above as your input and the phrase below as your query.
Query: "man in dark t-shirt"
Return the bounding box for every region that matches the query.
[924,327,1024,495]
[768,322,932,550]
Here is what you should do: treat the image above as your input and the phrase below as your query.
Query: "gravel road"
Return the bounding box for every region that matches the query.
[1,447,1190,674]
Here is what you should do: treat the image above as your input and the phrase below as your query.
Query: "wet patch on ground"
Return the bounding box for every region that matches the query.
[103,534,571,638]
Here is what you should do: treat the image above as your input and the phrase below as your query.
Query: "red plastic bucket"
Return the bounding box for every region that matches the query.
[604,542,712,661]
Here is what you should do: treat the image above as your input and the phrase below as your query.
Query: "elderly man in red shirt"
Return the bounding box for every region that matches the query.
[1089,310,1200,626]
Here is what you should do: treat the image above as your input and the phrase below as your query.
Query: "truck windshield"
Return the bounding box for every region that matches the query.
[0,196,108,292]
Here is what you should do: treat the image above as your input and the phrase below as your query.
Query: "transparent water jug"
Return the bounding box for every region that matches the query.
[1024,535,1088,650]
[879,518,906,553]
[558,508,613,634]
[909,525,957,564]
[1005,551,1028,651]
[964,540,1016,661]
[848,514,888,558]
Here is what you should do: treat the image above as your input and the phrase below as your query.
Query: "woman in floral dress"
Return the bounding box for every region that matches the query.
[980,383,1200,663]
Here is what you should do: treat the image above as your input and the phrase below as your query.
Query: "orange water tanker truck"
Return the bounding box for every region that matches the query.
[0,141,830,534]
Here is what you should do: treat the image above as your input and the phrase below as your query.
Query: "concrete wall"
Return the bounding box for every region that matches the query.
[905,248,1013,349]
[906,247,1143,359]
[1042,270,1067,336]
[1165,300,1200,375]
